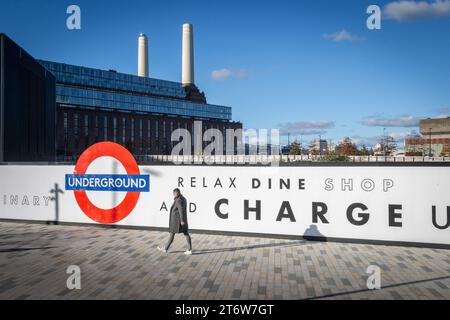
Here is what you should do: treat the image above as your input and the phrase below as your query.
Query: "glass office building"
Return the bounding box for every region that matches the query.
[38,60,232,121]
[36,60,241,160]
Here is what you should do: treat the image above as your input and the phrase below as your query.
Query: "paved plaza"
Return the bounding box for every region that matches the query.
[0,221,449,300]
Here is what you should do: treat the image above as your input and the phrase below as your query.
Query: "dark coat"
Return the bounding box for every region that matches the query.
[168,195,188,234]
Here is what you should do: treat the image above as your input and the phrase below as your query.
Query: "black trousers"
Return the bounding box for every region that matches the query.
[165,229,192,251]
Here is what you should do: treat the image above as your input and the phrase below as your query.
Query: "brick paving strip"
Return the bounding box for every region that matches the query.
[0,222,449,300]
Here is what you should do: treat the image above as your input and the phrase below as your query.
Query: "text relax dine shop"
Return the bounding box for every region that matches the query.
[0,142,449,247]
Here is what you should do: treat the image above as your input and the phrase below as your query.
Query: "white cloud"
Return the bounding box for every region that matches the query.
[351,131,415,147]
[383,0,450,22]
[350,135,380,147]
[211,68,233,80]
[277,120,335,136]
[434,114,450,118]
[361,115,420,127]
[389,131,413,140]
[323,30,365,43]
[211,68,250,81]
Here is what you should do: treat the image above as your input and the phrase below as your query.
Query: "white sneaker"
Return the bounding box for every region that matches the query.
[157,246,167,253]
[184,250,192,255]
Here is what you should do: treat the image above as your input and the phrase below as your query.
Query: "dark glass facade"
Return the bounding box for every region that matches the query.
[0,34,56,162]
[38,60,231,120]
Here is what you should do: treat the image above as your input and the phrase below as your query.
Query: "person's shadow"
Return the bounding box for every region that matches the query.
[303,225,327,242]
[171,240,306,255]
[170,226,328,255]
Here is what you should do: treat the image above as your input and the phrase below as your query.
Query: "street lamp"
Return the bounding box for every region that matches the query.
[300,135,303,156]
[319,135,322,156]
[429,128,432,157]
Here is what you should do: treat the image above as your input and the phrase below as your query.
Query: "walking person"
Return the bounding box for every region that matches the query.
[158,188,192,255]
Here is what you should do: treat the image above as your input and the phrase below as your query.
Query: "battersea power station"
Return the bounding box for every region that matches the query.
[0,24,242,162]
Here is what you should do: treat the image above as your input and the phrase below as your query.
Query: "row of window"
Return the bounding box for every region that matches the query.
[39,60,186,98]
[60,111,232,156]
[56,85,231,120]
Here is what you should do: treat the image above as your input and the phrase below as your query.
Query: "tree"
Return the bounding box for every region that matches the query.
[308,141,320,156]
[379,135,397,156]
[337,137,357,156]
[289,141,301,155]
[321,151,350,162]
[357,144,370,156]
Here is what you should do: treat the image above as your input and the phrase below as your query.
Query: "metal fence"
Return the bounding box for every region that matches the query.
[131,154,450,164]
[2,154,450,166]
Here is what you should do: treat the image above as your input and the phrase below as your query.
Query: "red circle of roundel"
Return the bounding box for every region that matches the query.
[73,142,141,224]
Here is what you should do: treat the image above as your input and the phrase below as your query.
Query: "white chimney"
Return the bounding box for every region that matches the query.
[138,33,149,77]
[182,24,194,86]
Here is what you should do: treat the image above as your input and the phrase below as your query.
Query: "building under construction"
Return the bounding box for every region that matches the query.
[405,117,450,157]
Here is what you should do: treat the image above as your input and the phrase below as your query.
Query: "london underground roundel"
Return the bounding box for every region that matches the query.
[65,142,150,224]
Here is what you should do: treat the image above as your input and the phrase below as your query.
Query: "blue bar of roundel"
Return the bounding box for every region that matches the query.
[65,174,150,192]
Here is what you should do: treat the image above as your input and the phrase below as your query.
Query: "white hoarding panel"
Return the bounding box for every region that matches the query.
[0,163,449,246]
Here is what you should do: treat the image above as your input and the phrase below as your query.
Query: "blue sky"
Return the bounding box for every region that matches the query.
[1,0,450,147]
